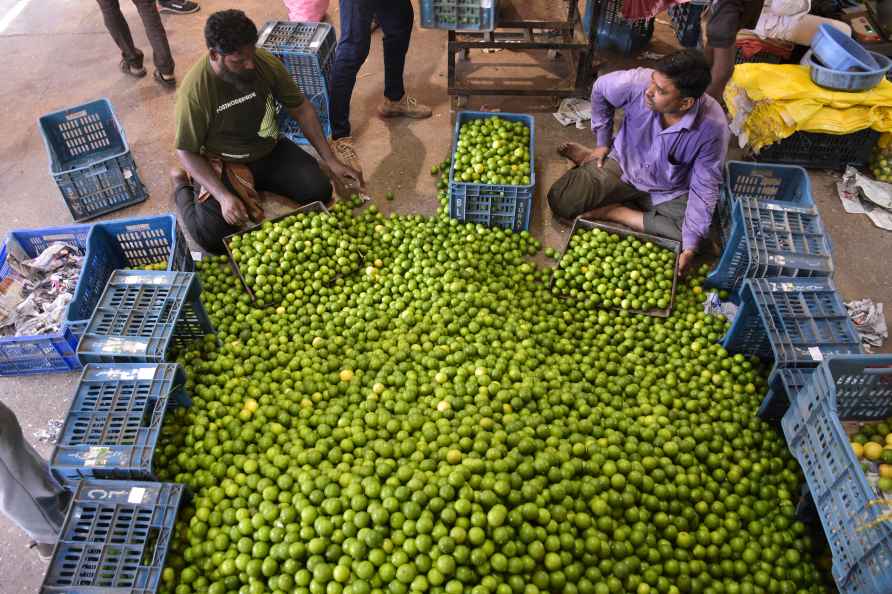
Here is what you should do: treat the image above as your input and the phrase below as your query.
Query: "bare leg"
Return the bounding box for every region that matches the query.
[705,45,735,102]
[581,204,645,231]
[557,142,597,166]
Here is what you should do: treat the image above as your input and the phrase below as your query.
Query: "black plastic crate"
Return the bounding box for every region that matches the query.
[755,129,880,171]
[41,480,185,594]
[595,0,654,55]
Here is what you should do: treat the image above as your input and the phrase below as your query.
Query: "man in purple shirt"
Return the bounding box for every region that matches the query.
[547,50,728,276]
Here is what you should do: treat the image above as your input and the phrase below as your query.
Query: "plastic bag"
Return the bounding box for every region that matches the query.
[283,0,329,22]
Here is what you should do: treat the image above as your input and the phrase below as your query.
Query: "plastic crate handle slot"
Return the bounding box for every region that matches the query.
[65,110,89,122]
[84,165,109,178]
[863,366,892,376]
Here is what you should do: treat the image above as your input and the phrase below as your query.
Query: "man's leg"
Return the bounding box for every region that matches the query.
[250,139,334,206]
[96,0,144,74]
[641,194,687,242]
[329,0,375,140]
[172,170,239,255]
[0,401,67,548]
[133,0,175,77]
[547,159,643,222]
[374,0,431,119]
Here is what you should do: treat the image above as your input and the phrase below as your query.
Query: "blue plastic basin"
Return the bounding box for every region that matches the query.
[808,50,892,92]
[811,24,879,72]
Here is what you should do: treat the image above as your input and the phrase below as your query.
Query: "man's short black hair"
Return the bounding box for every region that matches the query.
[205,10,258,54]
[654,49,712,99]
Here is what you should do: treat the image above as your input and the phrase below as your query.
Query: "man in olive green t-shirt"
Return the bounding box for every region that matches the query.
[172,9,360,254]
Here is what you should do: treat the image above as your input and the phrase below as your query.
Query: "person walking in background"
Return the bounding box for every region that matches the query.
[96,0,200,87]
[328,0,432,180]
[0,401,68,560]
[283,0,329,22]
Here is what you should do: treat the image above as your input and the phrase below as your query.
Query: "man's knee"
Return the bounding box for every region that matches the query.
[304,173,333,204]
[547,170,588,221]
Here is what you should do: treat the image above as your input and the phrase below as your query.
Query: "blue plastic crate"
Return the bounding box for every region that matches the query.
[708,199,834,290]
[594,0,654,55]
[65,215,194,339]
[77,271,213,364]
[41,479,185,594]
[781,355,892,593]
[716,161,816,242]
[420,0,498,31]
[722,277,863,366]
[448,111,535,232]
[277,91,331,145]
[758,366,817,421]
[51,364,189,488]
[668,3,704,48]
[38,99,148,222]
[257,21,336,99]
[0,224,91,377]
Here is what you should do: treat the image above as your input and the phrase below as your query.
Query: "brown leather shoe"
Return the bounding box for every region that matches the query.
[378,95,432,119]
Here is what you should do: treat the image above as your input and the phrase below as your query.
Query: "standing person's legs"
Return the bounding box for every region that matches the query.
[330,0,376,140]
[0,401,67,548]
[96,0,145,75]
[172,170,240,255]
[373,0,412,103]
[250,139,334,205]
[375,0,432,119]
[132,0,175,77]
[547,158,646,221]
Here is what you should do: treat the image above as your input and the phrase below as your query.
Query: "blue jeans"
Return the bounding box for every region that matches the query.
[330,0,414,139]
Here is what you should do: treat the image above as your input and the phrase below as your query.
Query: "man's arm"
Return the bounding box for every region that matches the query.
[175,149,248,225]
[286,102,362,187]
[589,69,650,165]
[679,130,728,274]
[705,46,735,101]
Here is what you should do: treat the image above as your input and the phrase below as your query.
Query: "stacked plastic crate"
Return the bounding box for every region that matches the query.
[257,20,337,145]
[711,162,861,420]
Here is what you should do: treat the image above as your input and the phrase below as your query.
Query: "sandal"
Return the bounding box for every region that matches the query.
[154,70,176,87]
[120,59,147,78]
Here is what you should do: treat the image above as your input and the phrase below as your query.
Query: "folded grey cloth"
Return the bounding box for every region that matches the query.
[846,298,888,353]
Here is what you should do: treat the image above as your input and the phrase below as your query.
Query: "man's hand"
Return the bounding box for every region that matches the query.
[677,249,696,278]
[588,146,610,168]
[325,158,364,192]
[218,192,249,226]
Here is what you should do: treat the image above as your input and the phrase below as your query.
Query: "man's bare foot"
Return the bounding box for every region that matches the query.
[557,142,595,166]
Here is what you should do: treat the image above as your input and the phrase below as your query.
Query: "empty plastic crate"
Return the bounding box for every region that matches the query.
[258,22,336,143]
[77,271,214,364]
[41,479,185,594]
[758,366,817,421]
[755,128,879,171]
[708,199,834,291]
[0,224,91,377]
[420,0,498,30]
[65,215,194,339]
[722,277,862,366]
[716,161,816,243]
[448,111,535,232]
[781,355,892,593]
[38,99,147,222]
[735,49,784,64]
[51,363,190,488]
[594,0,654,55]
[668,3,704,48]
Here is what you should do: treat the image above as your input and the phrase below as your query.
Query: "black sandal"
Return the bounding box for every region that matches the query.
[120,59,147,78]
[154,70,176,87]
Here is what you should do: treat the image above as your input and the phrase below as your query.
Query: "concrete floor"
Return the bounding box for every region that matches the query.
[0,0,890,591]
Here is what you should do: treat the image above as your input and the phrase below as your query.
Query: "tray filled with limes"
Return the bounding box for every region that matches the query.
[551,219,680,317]
[222,201,364,306]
